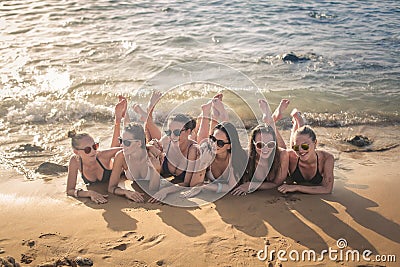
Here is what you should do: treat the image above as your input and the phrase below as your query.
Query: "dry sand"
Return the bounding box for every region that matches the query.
[0,126,399,267]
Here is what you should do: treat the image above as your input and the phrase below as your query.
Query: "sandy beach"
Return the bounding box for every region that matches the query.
[0,125,399,267]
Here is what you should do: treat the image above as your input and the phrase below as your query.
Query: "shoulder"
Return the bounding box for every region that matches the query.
[114,150,125,160]
[278,147,288,156]
[68,155,80,168]
[317,150,334,173]
[287,149,298,161]
[317,150,334,162]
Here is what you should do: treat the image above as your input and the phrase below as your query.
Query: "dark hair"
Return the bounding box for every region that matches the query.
[295,125,316,141]
[124,123,146,149]
[168,114,196,131]
[243,125,281,183]
[67,130,91,149]
[214,122,247,180]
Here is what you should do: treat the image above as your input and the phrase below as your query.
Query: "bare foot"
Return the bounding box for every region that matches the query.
[210,93,223,118]
[290,108,305,129]
[133,104,147,122]
[147,90,162,115]
[115,96,127,123]
[258,99,273,125]
[214,93,223,101]
[272,99,290,122]
[201,99,213,118]
[212,98,229,122]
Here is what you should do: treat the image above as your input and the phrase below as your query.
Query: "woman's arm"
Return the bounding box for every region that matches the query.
[147,153,162,191]
[66,156,108,204]
[147,183,185,203]
[66,156,80,197]
[108,151,145,202]
[182,144,201,187]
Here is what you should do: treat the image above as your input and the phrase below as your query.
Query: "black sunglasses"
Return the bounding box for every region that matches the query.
[165,129,185,137]
[76,142,99,154]
[209,135,230,148]
[118,137,139,146]
[253,140,276,149]
[292,143,310,152]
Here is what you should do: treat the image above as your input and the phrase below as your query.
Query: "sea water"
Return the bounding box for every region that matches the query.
[0,0,399,179]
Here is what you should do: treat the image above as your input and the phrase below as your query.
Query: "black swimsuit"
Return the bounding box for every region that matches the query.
[80,157,112,185]
[290,153,323,185]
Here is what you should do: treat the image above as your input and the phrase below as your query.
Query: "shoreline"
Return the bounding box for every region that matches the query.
[0,124,399,266]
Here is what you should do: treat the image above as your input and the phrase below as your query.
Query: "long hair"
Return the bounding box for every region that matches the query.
[214,122,247,180]
[243,125,281,183]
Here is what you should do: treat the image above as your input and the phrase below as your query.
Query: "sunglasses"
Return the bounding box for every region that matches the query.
[292,143,310,152]
[118,137,139,147]
[164,129,185,137]
[209,135,231,148]
[253,140,276,149]
[76,142,99,154]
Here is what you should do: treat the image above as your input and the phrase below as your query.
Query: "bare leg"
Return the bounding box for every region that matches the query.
[258,99,287,149]
[147,90,162,114]
[289,108,305,147]
[212,96,229,123]
[272,99,290,122]
[258,99,273,125]
[197,99,213,143]
[133,104,147,122]
[111,96,127,147]
[145,91,163,141]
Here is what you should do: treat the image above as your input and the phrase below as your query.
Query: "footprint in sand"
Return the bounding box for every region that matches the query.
[141,234,166,248]
[38,232,67,241]
[113,243,128,251]
[121,231,144,242]
[104,232,146,252]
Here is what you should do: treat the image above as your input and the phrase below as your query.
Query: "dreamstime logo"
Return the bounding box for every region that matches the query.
[336,238,347,249]
[257,238,397,263]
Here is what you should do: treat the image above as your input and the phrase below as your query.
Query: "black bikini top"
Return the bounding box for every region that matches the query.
[290,153,323,185]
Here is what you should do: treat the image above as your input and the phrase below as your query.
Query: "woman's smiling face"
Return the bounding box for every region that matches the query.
[254,132,275,159]
[293,133,315,161]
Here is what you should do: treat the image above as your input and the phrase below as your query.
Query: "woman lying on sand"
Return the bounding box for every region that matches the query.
[111,91,202,203]
[277,108,334,194]
[183,95,247,198]
[66,97,126,204]
[231,99,289,195]
[146,113,202,202]
[107,122,161,202]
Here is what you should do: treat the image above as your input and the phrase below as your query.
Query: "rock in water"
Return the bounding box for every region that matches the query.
[346,135,372,147]
[13,144,44,152]
[281,52,310,63]
[35,162,68,175]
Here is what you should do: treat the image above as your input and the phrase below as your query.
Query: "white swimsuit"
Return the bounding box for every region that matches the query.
[206,164,232,184]
[125,166,151,181]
